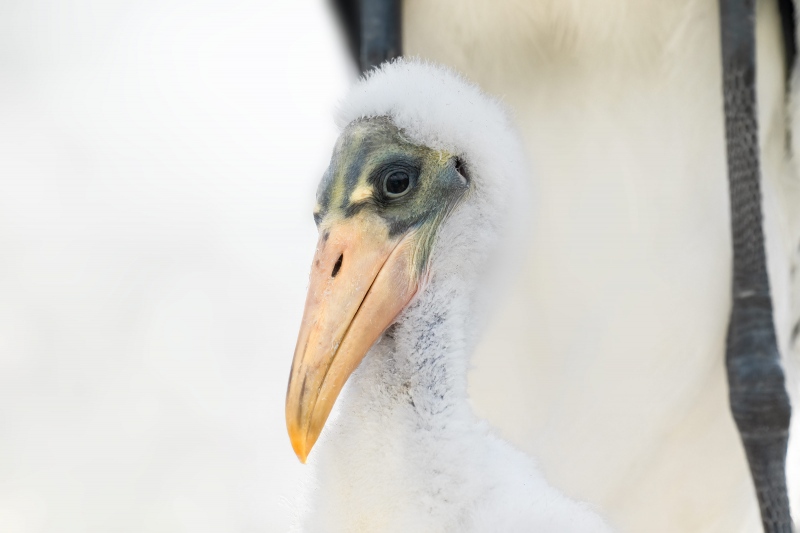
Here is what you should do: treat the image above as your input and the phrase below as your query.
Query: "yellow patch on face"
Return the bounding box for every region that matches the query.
[348,185,374,204]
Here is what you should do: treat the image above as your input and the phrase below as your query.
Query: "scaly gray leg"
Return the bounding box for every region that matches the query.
[719,1,793,531]
[360,0,401,71]
[329,0,401,73]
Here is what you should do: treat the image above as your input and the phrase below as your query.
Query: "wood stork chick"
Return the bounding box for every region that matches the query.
[285,59,613,532]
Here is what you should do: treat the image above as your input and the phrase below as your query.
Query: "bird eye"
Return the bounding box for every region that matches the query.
[383,171,412,197]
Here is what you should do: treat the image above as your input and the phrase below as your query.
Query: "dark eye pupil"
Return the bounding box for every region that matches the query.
[385,172,410,195]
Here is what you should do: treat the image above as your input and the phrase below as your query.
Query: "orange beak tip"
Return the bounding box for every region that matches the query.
[290,435,309,464]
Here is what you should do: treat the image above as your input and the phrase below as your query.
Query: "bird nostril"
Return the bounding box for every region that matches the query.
[331,254,343,278]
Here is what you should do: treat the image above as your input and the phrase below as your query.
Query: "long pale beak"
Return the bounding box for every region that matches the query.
[285,214,418,463]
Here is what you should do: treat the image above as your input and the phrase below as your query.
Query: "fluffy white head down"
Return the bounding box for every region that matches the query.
[298,60,612,532]
[336,58,525,197]
[336,58,531,347]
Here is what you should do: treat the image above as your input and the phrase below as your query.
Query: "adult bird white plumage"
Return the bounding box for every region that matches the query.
[398,1,800,531]
[286,59,612,532]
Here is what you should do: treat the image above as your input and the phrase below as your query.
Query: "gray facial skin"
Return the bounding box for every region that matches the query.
[314,117,471,278]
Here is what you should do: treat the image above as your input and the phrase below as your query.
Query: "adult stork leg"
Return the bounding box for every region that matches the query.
[329,0,401,72]
[719,1,794,531]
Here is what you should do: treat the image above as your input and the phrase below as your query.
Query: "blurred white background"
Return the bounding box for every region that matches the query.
[0,1,351,530]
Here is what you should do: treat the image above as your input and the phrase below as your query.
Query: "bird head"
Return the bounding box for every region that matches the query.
[285,59,528,463]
